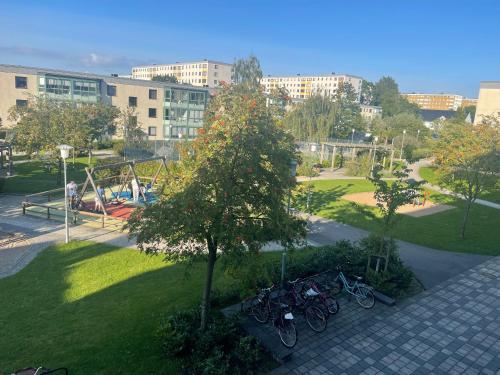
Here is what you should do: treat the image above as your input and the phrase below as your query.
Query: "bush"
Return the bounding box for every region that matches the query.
[158,309,264,374]
[95,139,113,150]
[345,153,372,176]
[113,140,125,156]
[359,235,413,297]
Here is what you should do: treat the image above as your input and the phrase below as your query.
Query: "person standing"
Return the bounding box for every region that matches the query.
[95,184,106,213]
[66,180,78,209]
[131,178,140,203]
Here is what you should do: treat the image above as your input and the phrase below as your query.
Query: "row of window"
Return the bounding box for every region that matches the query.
[133,63,210,73]
[164,108,203,122]
[147,126,201,138]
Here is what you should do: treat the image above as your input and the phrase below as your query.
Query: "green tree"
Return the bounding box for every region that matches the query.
[151,75,179,83]
[454,105,476,122]
[127,85,306,330]
[232,55,263,90]
[8,96,119,157]
[373,77,418,117]
[332,82,363,138]
[372,112,427,145]
[368,166,423,261]
[433,121,499,238]
[360,80,375,105]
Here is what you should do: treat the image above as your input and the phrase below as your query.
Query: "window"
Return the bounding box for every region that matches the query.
[214,64,218,69]
[16,99,28,107]
[214,72,218,77]
[189,91,205,105]
[73,80,97,97]
[148,108,157,118]
[107,85,116,96]
[148,126,157,136]
[214,80,218,85]
[45,78,71,95]
[149,89,157,100]
[15,76,27,89]
[129,96,137,107]
[190,110,203,123]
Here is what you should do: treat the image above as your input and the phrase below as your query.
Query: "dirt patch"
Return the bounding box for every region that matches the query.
[342,192,455,217]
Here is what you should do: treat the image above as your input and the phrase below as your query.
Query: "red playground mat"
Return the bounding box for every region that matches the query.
[82,201,135,220]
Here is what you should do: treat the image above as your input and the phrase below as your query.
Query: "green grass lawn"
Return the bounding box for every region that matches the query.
[1,157,96,194]
[0,241,284,374]
[419,166,500,204]
[297,179,500,255]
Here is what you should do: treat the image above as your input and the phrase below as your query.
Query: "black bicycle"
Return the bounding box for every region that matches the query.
[284,278,328,333]
[247,285,297,348]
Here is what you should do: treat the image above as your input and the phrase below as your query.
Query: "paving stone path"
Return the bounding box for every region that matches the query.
[270,256,500,374]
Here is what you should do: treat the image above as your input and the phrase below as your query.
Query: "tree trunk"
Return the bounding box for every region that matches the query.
[200,238,217,331]
[460,199,472,239]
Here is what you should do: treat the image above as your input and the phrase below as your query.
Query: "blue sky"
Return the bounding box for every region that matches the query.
[0,0,498,97]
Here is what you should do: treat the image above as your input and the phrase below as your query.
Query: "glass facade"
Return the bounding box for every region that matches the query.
[38,74,100,103]
[164,87,207,139]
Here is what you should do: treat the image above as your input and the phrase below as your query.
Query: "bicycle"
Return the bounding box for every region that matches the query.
[284,278,328,333]
[246,285,297,348]
[300,277,339,315]
[335,265,375,309]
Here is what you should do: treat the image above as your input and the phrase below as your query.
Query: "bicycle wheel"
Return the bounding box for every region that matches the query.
[250,296,269,323]
[305,305,327,332]
[355,286,375,309]
[278,319,297,348]
[324,296,339,315]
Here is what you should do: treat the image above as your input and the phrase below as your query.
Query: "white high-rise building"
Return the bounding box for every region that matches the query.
[260,73,363,102]
[132,60,232,88]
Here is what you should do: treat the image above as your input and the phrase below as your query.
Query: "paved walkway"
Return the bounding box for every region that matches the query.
[409,159,500,210]
[0,194,136,278]
[271,256,500,375]
[306,214,492,290]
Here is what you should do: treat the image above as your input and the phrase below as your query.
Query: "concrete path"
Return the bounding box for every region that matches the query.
[409,159,500,210]
[0,194,136,279]
[270,256,500,375]
[306,214,492,289]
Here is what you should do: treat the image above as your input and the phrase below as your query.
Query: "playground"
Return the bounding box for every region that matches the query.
[341,191,455,217]
[21,157,167,228]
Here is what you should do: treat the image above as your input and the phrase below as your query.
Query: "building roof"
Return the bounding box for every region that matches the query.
[418,109,456,122]
[133,60,232,69]
[263,73,364,80]
[479,81,500,89]
[402,93,462,97]
[0,64,210,91]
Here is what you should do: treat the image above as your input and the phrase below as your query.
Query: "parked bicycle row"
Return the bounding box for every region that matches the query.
[241,265,375,348]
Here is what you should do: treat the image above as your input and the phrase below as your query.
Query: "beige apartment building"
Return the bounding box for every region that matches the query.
[474,81,500,124]
[260,74,363,102]
[360,104,382,121]
[0,64,210,140]
[132,60,232,88]
[401,93,477,111]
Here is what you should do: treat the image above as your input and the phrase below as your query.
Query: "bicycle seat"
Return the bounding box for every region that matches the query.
[354,275,363,281]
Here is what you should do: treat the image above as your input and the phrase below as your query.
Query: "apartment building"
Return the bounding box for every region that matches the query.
[474,81,500,124]
[260,74,363,102]
[401,93,477,111]
[360,105,382,121]
[0,64,210,140]
[461,98,478,108]
[132,60,232,88]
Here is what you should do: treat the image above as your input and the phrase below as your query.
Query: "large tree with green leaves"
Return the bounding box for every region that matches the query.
[371,112,427,145]
[283,82,364,142]
[372,77,418,117]
[232,55,263,90]
[127,84,306,330]
[433,121,499,238]
[8,96,119,157]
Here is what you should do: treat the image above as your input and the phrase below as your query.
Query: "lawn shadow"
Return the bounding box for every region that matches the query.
[302,184,351,213]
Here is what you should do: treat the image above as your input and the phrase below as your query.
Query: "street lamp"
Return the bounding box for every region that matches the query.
[400,129,406,160]
[351,128,355,143]
[416,129,421,143]
[58,144,73,244]
[282,159,298,287]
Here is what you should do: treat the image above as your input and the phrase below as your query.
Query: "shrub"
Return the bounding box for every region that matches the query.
[113,140,125,156]
[359,235,413,297]
[158,309,264,374]
[345,153,372,176]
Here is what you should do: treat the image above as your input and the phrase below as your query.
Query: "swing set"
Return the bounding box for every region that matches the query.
[22,156,168,226]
